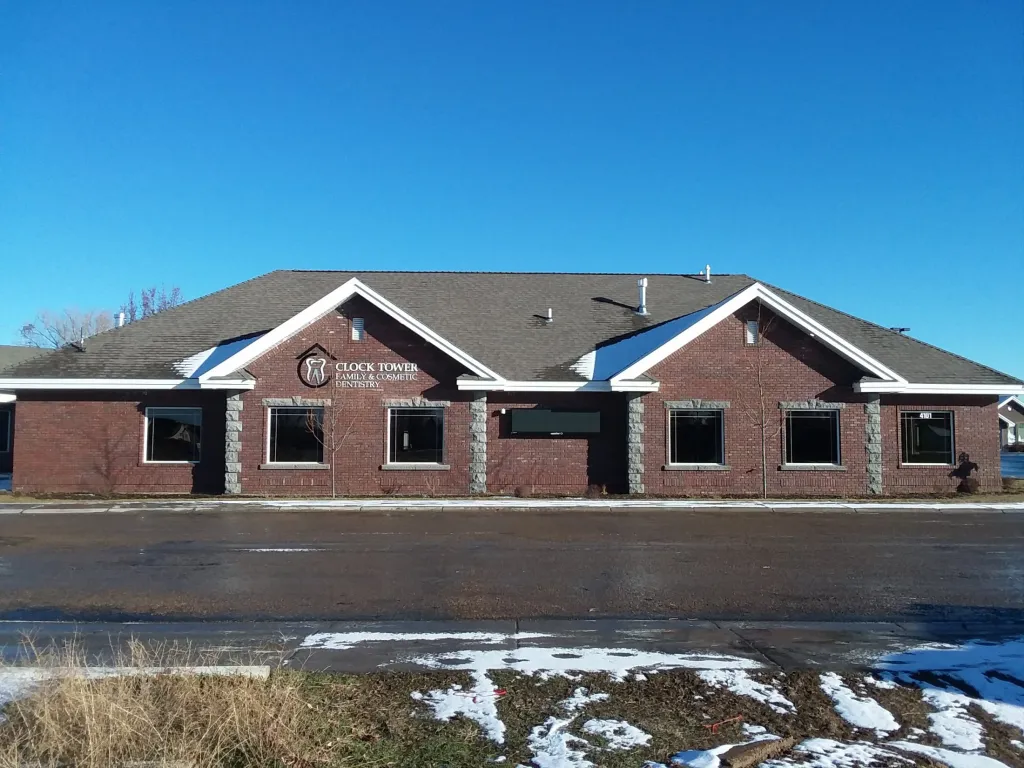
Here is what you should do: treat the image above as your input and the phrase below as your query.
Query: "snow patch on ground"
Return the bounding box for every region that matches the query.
[654,730,779,768]
[407,646,761,681]
[561,687,609,713]
[763,738,910,768]
[818,672,899,737]
[697,669,795,714]
[921,688,986,752]
[300,631,551,650]
[863,674,897,689]
[890,741,1012,768]
[410,670,506,744]
[525,716,592,768]
[581,718,651,750]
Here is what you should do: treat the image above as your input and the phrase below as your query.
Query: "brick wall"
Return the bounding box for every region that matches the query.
[239,296,474,496]
[880,396,1001,494]
[486,393,627,495]
[12,391,226,494]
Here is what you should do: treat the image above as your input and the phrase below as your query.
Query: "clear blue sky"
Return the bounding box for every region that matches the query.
[2,2,1021,378]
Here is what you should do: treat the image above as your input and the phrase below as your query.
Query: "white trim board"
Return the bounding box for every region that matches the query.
[1000,413,1015,426]
[199,277,504,383]
[999,395,1024,410]
[456,379,660,393]
[0,378,255,391]
[855,382,1023,395]
[609,283,908,386]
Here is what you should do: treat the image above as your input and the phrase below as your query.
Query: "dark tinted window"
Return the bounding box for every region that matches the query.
[269,407,324,463]
[901,411,953,464]
[146,408,202,463]
[508,409,600,435]
[0,410,10,452]
[669,410,724,464]
[785,411,840,465]
[389,408,444,464]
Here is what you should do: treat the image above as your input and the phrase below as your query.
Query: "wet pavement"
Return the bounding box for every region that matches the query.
[0,505,1022,624]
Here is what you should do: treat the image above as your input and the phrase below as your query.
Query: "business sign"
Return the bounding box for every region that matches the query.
[298,351,418,389]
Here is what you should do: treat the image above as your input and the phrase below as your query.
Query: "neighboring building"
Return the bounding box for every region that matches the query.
[1000,396,1024,448]
[0,345,44,475]
[0,270,1020,497]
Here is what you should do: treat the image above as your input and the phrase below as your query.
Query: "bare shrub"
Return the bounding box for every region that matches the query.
[0,638,322,768]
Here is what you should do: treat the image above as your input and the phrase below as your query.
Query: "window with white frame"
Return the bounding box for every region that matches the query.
[784,410,840,465]
[0,409,10,453]
[745,320,759,345]
[351,317,365,341]
[669,409,725,465]
[268,406,324,463]
[145,407,202,463]
[900,411,954,465]
[388,407,444,464]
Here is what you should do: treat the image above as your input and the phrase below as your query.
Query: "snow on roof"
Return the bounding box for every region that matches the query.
[570,300,727,381]
[172,335,264,378]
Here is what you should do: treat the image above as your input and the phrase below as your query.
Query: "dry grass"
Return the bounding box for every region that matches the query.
[0,639,323,768]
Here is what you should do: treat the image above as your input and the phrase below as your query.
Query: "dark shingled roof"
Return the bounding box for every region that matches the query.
[0,345,46,373]
[1,270,1020,387]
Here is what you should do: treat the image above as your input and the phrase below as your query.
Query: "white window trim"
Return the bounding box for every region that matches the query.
[143,407,203,465]
[783,409,842,467]
[899,410,955,466]
[265,405,327,466]
[385,406,446,467]
[667,408,727,467]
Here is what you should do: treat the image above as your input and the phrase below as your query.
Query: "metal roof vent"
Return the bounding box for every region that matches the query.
[636,278,649,315]
[704,264,712,284]
[546,308,553,323]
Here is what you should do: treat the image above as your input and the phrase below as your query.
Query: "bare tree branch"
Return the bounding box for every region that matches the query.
[19,309,114,348]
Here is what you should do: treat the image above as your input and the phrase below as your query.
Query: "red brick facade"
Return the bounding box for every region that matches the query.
[7,300,1004,497]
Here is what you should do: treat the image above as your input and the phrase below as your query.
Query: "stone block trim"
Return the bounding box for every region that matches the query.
[664,399,731,410]
[469,393,487,494]
[262,397,332,407]
[865,396,882,495]
[383,398,451,408]
[779,399,847,410]
[627,394,645,494]
[224,392,243,495]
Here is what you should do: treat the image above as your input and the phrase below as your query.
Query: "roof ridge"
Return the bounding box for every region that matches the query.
[287,269,748,277]
[761,280,1023,384]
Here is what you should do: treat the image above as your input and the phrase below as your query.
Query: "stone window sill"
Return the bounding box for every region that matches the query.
[662,464,731,471]
[259,463,330,470]
[380,463,451,471]
[778,464,847,472]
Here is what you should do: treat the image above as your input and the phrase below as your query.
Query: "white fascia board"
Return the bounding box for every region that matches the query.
[854,381,1024,395]
[456,379,660,393]
[611,283,907,385]
[199,277,503,382]
[0,393,14,403]
[998,395,1022,410]
[0,378,256,391]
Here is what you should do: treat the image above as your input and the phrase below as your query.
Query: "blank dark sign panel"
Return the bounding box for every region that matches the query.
[508,409,601,435]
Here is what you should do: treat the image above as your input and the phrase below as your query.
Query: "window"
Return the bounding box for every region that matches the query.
[145,408,202,463]
[901,411,954,465]
[0,409,10,453]
[669,409,725,465]
[388,407,444,464]
[508,409,600,435]
[268,406,324,463]
[745,320,759,345]
[785,410,840,465]
[351,317,365,341]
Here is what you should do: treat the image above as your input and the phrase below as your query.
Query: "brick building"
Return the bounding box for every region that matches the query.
[1,271,1020,497]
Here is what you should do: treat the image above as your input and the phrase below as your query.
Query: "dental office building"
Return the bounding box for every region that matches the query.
[1,270,1020,497]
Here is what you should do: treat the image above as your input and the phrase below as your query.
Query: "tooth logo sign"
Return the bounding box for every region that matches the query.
[298,355,330,388]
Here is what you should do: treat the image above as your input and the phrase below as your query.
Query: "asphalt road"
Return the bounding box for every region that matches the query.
[0,507,1022,623]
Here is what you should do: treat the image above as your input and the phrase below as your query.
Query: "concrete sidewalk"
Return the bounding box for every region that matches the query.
[2,619,1021,673]
[1,497,1024,514]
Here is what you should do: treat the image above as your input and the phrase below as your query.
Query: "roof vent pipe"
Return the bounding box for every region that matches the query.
[117,311,126,328]
[636,278,649,315]
[546,307,553,323]
[704,265,712,284]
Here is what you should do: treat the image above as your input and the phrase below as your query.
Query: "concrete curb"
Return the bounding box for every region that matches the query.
[1,498,1023,514]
